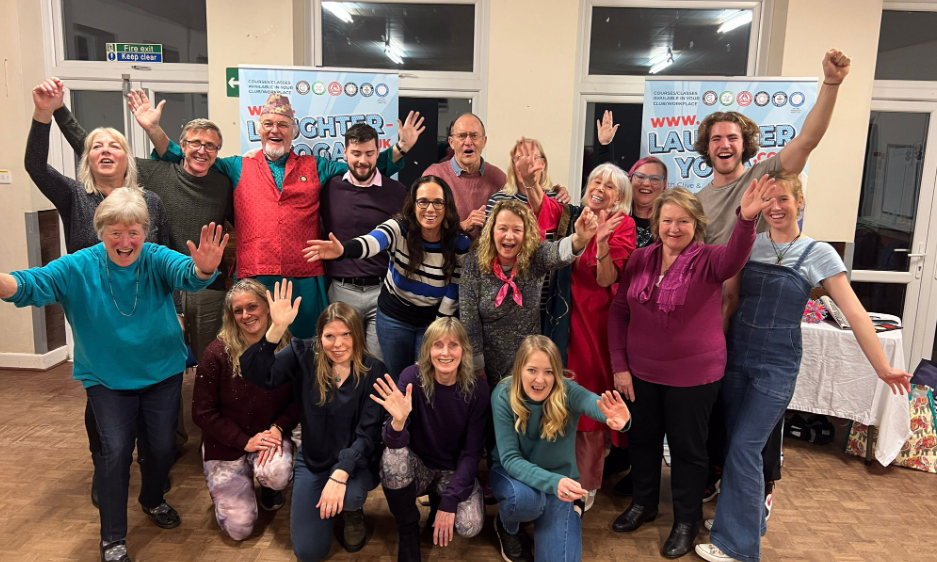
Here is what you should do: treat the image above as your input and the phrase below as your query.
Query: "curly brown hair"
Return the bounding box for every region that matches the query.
[693,112,761,167]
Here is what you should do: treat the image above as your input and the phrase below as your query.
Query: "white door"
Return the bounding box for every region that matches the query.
[850,99,937,366]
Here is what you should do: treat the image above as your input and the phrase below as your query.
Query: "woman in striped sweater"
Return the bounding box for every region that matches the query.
[305,175,471,379]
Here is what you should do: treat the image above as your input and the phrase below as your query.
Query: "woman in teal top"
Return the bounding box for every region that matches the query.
[0,189,228,562]
[490,335,630,562]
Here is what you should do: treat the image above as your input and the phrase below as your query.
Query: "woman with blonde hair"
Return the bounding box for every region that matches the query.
[459,199,597,388]
[371,317,489,561]
[490,335,630,562]
[240,289,386,561]
[192,278,300,540]
[484,138,569,221]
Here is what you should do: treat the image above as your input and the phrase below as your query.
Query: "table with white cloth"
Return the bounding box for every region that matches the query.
[789,320,912,466]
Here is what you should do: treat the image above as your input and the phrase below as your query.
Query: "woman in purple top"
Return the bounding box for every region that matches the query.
[607,178,777,559]
[370,317,489,561]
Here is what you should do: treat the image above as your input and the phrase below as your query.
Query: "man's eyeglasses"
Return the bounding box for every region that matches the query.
[415,198,446,210]
[261,120,292,132]
[452,132,482,142]
[183,140,221,153]
[631,172,664,185]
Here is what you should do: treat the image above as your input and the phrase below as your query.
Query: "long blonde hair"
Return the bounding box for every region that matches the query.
[78,128,140,195]
[502,139,554,196]
[475,200,542,278]
[415,317,476,404]
[313,302,371,405]
[507,335,569,442]
[218,279,290,377]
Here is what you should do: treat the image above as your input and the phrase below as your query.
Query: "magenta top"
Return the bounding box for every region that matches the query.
[608,211,756,387]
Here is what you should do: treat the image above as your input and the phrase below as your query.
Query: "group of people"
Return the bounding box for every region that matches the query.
[1,48,913,562]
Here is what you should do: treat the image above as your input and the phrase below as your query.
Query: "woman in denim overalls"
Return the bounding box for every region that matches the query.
[697,171,913,562]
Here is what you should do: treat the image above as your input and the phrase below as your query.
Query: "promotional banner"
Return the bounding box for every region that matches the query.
[642,77,818,192]
[238,66,399,159]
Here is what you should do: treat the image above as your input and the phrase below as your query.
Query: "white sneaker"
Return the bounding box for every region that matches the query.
[695,543,742,561]
[765,481,775,521]
[663,436,672,467]
[584,489,596,512]
[704,518,714,531]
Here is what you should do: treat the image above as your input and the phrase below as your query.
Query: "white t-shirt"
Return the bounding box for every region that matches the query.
[749,233,846,287]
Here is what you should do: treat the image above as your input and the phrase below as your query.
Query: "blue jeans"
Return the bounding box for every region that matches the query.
[375,308,425,380]
[291,446,377,562]
[489,465,582,562]
[86,373,182,542]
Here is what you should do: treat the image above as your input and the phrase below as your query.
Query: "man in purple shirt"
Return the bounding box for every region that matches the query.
[321,124,408,360]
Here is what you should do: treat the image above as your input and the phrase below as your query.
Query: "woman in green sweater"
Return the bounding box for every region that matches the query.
[0,189,228,562]
[489,335,630,562]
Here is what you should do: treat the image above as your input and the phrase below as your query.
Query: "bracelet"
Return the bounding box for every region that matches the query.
[394,141,407,155]
[329,476,347,486]
[270,423,283,433]
[823,81,842,86]
[597,251,610,261]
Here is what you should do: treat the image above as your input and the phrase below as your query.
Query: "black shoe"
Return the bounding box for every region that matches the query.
[100,539,131,562]
[340,508,367,552]
[141,502,181,529]
[259,486,284,511]
[661,521,699,558]
[611,503,658,532]
[495,514,533,562]
[613,469,633,497]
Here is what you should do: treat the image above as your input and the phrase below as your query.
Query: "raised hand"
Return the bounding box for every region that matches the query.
[613,371,634,402]
[597,110,620,145]
[32,77,65,117]
[556,477,587,502]
[461,205,486,231]
[126,89,166,132]
[597,390,631,430]
[303,233,344,262]
[596,210,624,245]
[822,48,852,85]
[370,374,412,428]
[575,207,599,239]
[397,110,426,153]
[187,222,229,277]
[879,367,912,395]
[739,174,779,221]
[513,137,544,188]
[265,279,301,328]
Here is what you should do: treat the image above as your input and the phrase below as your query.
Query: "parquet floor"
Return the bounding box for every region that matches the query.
[1,364,935,561]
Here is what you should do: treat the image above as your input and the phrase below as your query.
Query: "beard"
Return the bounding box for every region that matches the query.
[349,163,376,183]
[263,142,289,160]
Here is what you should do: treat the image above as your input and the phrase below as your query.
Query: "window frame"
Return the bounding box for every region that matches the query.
[872,1,937,101]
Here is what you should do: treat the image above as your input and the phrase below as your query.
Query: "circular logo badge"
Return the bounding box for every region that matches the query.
[375,83,390,98]
[772,92,788,107]
[754,91,771,107]
[344,82,359,97]
[295,80,311,95]
[736,91,753,107]
[789,92,805,108]
[702,91,718,106]
[327,81,342,96]
[312,81,326,95]
[360,83,374,97]
[720,91,735,106]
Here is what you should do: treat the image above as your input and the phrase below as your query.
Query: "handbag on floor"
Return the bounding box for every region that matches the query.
[845,384,937,473]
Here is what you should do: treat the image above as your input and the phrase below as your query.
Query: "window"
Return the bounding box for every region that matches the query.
[398,96,473,187]
[875,10,937,81]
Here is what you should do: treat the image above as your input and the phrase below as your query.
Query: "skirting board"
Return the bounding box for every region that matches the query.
[0,346,70,370]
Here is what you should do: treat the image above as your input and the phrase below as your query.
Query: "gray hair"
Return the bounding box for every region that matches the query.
[585,163,632,214]
[78,128,139,196]
[178,118,224,148]
[93,187,150,239]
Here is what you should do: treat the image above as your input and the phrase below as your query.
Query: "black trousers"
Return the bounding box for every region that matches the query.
[629,376,721,524]
[707,396,783,482]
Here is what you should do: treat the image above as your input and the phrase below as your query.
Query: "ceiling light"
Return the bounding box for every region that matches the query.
[323,2,353,23]
[718,11,753,34]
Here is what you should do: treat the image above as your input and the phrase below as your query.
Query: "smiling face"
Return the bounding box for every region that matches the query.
[231,290,270,342]
[182,129,222,177]
[414,181,445,237]
[448,115,487,172]
[89,131,129,185]
[321,319,354,367]
[631,162,667,210]
[707,121,746,177]
[259,114,294,159]
[430,332,463,380]
[493,209,525,266]
[521,350,555,402]
[346,138,378,184]
[102,222,145,267]
[762,180,803,230]
[584,171,622,213]
[658,202,696,254]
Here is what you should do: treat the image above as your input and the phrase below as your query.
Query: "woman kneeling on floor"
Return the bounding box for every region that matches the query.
[240,285,385,561]
[192,278,300,540]
[372,317,489,561]
[490,335,631,562]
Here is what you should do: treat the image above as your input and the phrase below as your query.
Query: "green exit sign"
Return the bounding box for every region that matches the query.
[226,67,240,98]
[106,43,163,63]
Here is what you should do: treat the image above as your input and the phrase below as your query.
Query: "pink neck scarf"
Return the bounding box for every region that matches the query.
[493,260,523,307]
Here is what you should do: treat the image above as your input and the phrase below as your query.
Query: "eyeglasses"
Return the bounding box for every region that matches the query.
[261,120,293,132]
[631,172,665,185]
[415,198,446,210]
[183,140,221,153]
[452,132,482,142]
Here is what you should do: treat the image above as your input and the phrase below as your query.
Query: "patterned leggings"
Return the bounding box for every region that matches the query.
[201,440,294,540]
[380,446,484,537]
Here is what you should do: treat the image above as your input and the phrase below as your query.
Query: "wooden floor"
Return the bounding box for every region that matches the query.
[1,364,935,562]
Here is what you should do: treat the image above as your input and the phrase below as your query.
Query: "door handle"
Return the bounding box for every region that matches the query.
[894,249,926,257]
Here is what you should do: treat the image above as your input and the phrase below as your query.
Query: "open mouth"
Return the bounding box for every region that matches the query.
[191,154,209,163]
[462,147,476,158]
[99,158,115,166]
[422,215,437,224]
[638,188,653,195]
[717,152,734,162]
[500,241,517,252]
[116,248,134,257]
[530,384,546,393]
[590,194,605,204]
[437,357,455,365]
